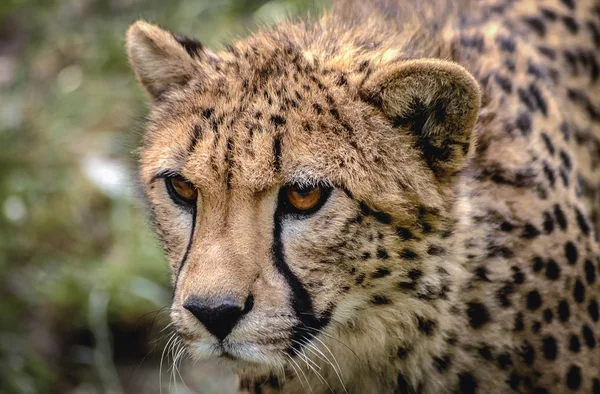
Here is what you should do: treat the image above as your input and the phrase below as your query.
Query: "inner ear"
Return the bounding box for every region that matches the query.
[360,59,481,181]
[126,21,204,100]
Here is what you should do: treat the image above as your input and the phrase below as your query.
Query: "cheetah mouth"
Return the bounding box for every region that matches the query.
[184,338,282,370]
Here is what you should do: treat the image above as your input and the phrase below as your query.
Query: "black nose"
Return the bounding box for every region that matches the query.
[183,295,253,340]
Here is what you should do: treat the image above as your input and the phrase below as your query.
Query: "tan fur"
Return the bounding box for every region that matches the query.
[127,0,600,393]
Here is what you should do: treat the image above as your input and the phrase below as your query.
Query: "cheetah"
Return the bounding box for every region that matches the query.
[126,0,600,392]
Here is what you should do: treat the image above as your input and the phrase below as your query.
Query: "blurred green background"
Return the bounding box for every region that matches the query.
[0,0,327,392]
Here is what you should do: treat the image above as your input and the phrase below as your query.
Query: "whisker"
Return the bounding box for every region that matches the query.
[292,345,333,393]
[159,332,177,394]
[286,353,313,393]
[297,325,360,360]
[283,353,304,389]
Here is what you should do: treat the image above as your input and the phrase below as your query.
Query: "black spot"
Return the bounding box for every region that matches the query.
[559,150,572,170]
[540,7,557,21]
[566,365,581,390]
[545,259,561,280]
[559,168,570,187]
[427,245,445,256]
[514,312,525,331]
[370,295,391,305]
[505,58,517,71]
[567,88,600,121]
[496,283,515,307]
[478,345,493,360]
[518,86,537,111]
[588,21,600,49]
[543,308,553,323]
[397,346,411,359]
[588,299,599,321]
[512,267,525,284]
[500,221,515,232]
[329,107,340,120]
[398,280,418,291]
[537,46,556,59]
[540,132,555,155]
[202,107,214,119]
[523,16,546,36]
[532,257,545,272]
[372,267,391,279]
[433,355,452,373]
[508,372,521,389]
[554,204,567,230]
[532,321,542,333]
[407,269,423,281]
[594,378,600,394]
[495,73,513,93]
[527,61,545,79]
[585,259,596,284]
[527,290,542,310]
[270,114,286,127]
[516,112,532,135]
[466,302,491,328]
[569,334,581,352]
[560,0,575,9]
[497,353,513,369]
[522,223,541,238]
[542,336,558,360]
[575,208,591,236]
[355,273,366,285]
[334,73,348,86]
[395,373,410,394]
[372,210,392,224]
[529,83,547,116]
[496,35,516,52]
[574,279,585,303]
[562,16,579,34]
[543,163,556,188]
[521,341,535,365]
[582,325,596,348]
[395,227,414,240]
[272,137,282,172]
[461,34,485,51]
[542,211,555,233]
[565,241,578,264]
[416,316,436,336]
[558,299,570,322]
[377,248,389,259]
[458,372,478,394]
[564,50,579,74]
[400,249,419,260]
[474,266,490,282]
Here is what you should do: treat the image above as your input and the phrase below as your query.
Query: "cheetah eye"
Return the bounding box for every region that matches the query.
[280,184,332,215]
[165,175,198,208]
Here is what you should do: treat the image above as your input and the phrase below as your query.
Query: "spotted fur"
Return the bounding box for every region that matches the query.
[127,0,600,392]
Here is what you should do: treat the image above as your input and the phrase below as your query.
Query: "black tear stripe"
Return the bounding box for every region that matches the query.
[272,208,331,354]
[173,206,197,297]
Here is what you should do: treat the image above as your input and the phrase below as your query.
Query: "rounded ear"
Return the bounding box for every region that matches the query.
[126,21,203,100]
[360,59,481,181]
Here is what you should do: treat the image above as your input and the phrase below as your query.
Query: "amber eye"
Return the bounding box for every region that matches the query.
[281,184,332,215]
[165,176,198,208]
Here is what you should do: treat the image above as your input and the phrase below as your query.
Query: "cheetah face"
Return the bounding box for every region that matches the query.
[127,22,479,377]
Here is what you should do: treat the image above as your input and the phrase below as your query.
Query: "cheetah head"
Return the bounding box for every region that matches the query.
[127,21,480,381]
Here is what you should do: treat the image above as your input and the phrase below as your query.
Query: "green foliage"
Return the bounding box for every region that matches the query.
[0,0,328,392]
